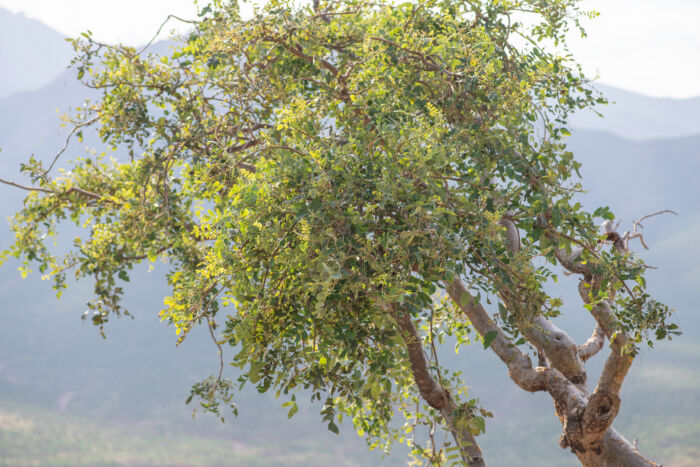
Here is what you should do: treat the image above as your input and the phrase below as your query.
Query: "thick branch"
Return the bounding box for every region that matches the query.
[523,317,587,390]
[492,217,657,463]
[445,278,639,457]
[498,216,520,253]
[499,218,587,390]
[541,228,591,276]
[576,288,632,442]
[444,278,583,400]
[394,309,448,409]
[590,302,633,396]
[553,246,591,276]
[578,325,605,362]
[393,308,485,467]
[568,427,660,466]
[534,216,592,276]
[440,400,486,467]
[598,429,660,467]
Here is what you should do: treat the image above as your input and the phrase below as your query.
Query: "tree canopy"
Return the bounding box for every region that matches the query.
[0,0,678,465]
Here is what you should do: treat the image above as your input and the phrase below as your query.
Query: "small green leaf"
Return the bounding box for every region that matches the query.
[459,292,472,308]
[497,302,507,318]
[473,416,486,434]
[287,402,298,418]
[327,420,339,434]
[310,198,322,211]
[483,330,498,349]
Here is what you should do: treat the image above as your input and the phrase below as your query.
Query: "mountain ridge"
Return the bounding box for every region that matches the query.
[0,8,73,99]
[570,83,700,141]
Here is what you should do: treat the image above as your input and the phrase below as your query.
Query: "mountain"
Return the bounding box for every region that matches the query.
[570,83,700,141]
[0,8,73,99]
[0,69,89,177]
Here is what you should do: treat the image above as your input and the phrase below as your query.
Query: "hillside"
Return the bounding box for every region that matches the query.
[0,8,73,99]
[570,83,700,141]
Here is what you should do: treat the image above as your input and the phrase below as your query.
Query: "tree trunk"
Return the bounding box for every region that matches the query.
[444,277,661,467]
[570,428,659,467]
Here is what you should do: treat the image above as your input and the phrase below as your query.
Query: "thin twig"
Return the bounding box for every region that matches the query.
[626,209,678,250]
[0,178,54,194]
[206,315,225,384]
[137,14,199,56]
[0,177,108,202]
[634,209,677,228]
[45,116,100,176]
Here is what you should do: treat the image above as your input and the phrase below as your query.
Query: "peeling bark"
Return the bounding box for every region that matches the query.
[444,279,576,397]
[501,217,588,390]
[544,221,659,466]
[427,215,662,465]
[500,219,588,393]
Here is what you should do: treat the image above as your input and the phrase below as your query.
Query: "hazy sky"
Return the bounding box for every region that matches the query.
[1,0,698,98]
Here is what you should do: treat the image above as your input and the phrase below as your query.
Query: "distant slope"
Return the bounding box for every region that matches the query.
[0,268,398,467]
[567,130,700,336]
[0,69,91,178]
[0,8,73,99]
[570,84,700,141]
[569,129,700,216]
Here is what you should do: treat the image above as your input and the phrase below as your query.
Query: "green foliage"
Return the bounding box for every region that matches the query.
[0,0,676,463]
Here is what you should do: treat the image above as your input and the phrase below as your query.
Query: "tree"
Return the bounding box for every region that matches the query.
[0,0,679,465]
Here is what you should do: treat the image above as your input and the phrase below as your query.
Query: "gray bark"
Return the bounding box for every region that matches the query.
[446,278,659,466]
[388,213,666,465]
[437,215,664,466]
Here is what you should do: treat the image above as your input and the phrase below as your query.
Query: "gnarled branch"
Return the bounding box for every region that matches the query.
[578,325,605,362]
[499,217,588,390]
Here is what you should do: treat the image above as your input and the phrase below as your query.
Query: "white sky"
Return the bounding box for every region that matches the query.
[0,0,698,98]
[566,0,700,99]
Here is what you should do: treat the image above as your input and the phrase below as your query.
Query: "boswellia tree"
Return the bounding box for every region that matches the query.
[0,0,679,465]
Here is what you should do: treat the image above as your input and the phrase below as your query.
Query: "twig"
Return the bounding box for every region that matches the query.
[578,325,605,362]
[0,178,54,194]
[137,14,199,56]
[45,116,100,176]
[0,177,107,202]
[634,209,677,227]
[206,315,225,384]
[625,209,678,250]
